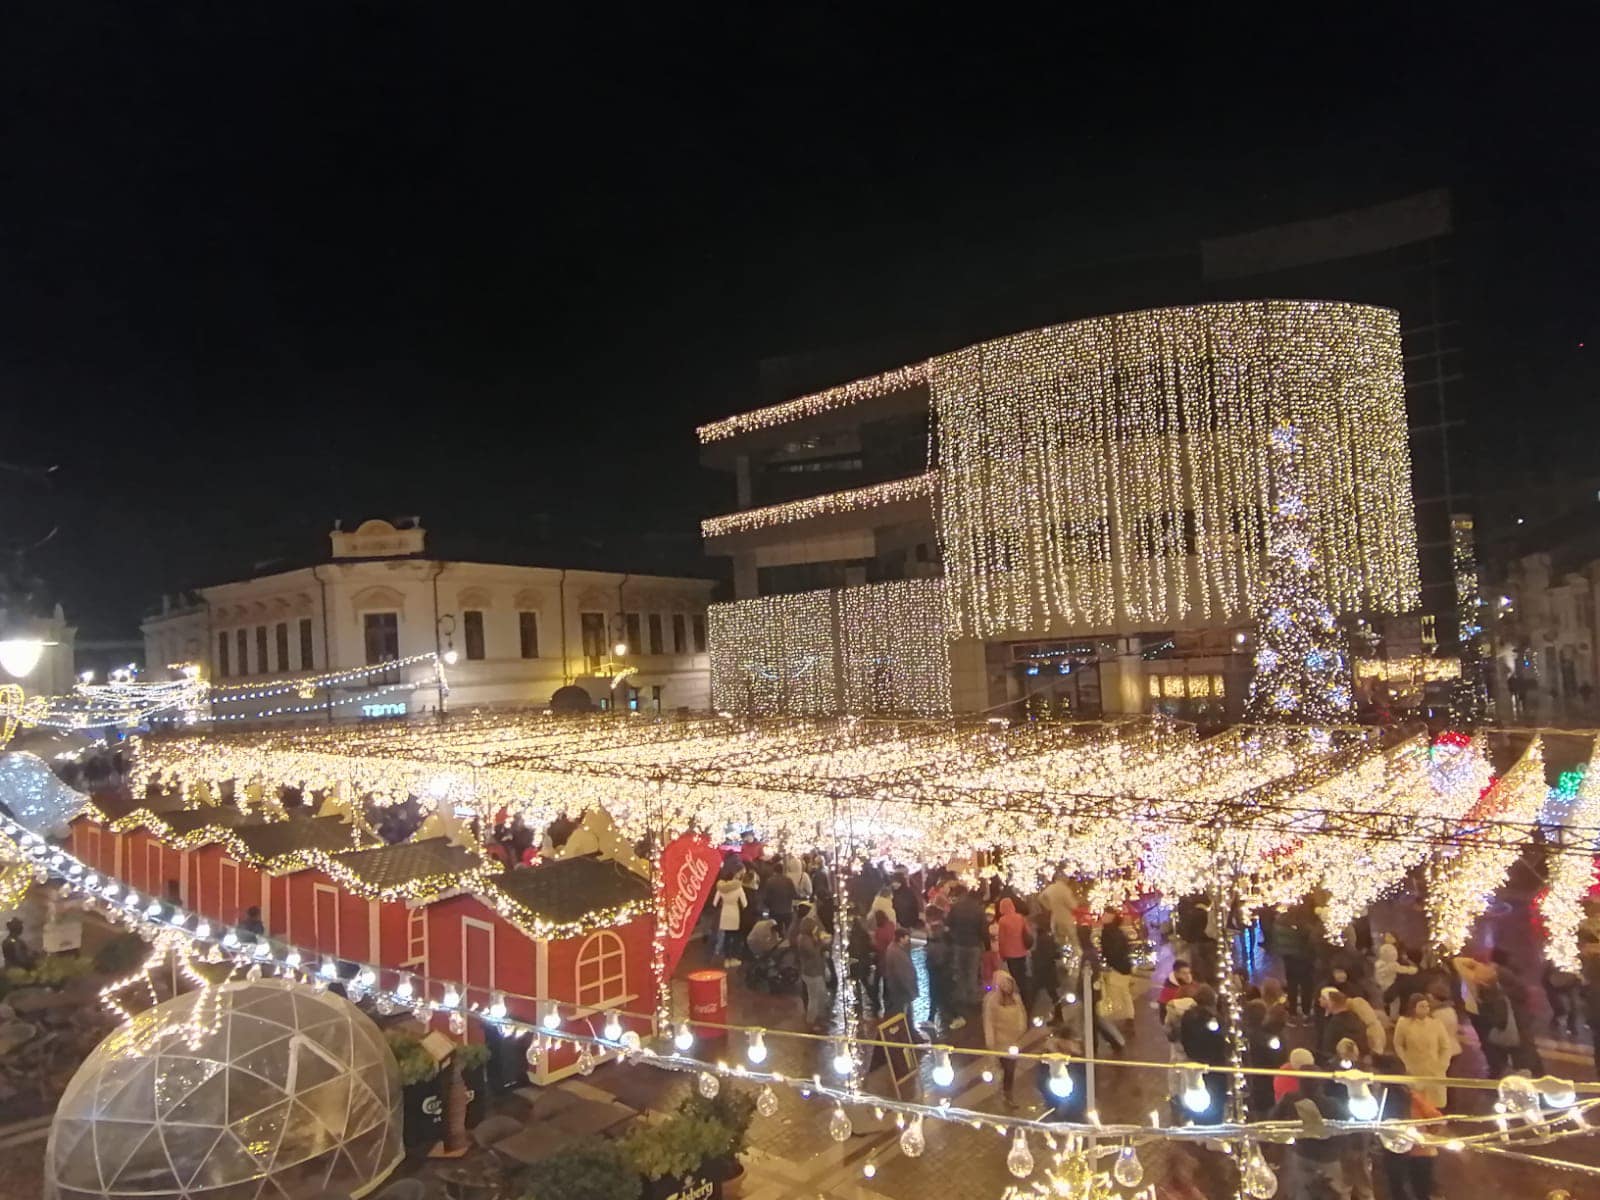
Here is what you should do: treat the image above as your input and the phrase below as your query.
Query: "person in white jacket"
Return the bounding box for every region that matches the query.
[1393,993,1453,1108]
[712,875,747,964]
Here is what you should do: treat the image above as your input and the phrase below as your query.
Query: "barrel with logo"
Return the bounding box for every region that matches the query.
[686,968,728,1045]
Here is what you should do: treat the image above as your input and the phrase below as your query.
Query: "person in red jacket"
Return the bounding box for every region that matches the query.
[1157,959,1194,1020]
[995,898,1033,995]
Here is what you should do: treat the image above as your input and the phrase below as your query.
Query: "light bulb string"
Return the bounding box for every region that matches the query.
[10,823,1593,1152]
[7,817,1590,1101]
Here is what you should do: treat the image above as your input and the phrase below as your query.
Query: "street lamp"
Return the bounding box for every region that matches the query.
[0,638,46,679]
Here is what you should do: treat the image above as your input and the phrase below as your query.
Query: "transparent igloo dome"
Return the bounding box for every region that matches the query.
[46,976,402,1200]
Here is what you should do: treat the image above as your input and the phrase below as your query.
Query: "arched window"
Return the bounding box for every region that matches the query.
[574,930,627,1008]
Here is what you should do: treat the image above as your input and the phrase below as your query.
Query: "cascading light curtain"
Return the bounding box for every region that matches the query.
[708,580,950,716]
[929,301,1419,639]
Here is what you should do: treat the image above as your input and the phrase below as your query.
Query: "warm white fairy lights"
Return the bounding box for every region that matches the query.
[696,363,930,444]
[709,580,949,716]
[1429,737,1548,954]
[1354,656,1463,683]
[701,472,937,539]
[928,301,1418,638]
[707,591,837,716]
[7,653,442,732]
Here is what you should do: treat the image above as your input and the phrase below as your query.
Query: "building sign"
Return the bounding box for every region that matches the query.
[361,702,408,718]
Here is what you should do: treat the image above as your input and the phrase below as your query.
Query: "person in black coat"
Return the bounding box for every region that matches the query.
[1178,984,1230,1124]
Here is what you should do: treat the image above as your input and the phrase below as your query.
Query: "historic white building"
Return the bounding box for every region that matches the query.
[141,519,714,721]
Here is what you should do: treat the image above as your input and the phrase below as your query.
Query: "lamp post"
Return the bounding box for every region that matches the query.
[435,614,457,719]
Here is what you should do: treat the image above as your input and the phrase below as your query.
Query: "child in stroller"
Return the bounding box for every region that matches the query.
[742,912,802,994]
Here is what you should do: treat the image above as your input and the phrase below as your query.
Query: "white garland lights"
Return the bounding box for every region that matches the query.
[1542,740,1600,974]
[4,652,445,731]
[701,473,937,539]
[696,363,930,443]
[1427,737,1548,955]
[5,813,1596,1174]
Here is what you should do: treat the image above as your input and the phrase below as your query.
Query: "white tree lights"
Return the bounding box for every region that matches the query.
[1246,422,1354,723]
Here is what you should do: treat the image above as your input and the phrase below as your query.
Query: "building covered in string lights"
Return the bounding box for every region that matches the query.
[700,301,1421,719]
[141,518,715,720]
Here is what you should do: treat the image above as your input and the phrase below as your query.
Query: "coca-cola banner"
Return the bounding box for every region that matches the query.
[658,832,722,979]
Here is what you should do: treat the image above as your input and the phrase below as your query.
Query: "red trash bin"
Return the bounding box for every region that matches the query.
[687,968,728,1044]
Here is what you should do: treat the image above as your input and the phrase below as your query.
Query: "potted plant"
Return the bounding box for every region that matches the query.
[623,1112,731,1200]
[675,1086,756,1196]
[520,1137,641,1200]
[385,1031,442,1149]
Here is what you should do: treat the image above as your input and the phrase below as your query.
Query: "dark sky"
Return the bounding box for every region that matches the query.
[2,6,1595,642]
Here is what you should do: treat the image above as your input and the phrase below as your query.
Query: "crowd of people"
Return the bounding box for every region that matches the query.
[697,844,1600,1198]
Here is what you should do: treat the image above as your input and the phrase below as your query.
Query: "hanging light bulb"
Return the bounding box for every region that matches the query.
[245,962,263,981]
[1112,1144,1144,1188]
[931,1047,955,1088]
[1181,1066,1211,1115]
[1242,1146,1278,1199]
[539,1000,560,1030]
[412,1001,431,1024]
[674,1023,695,1052]
[526,1040,542,1068]
[1345,1075,1380,1122]
[253,940,271,959]
[620,1030,643,1056]
[487,992,508,1021]
[358,966,377,988]
[1534,1075,1577,1109]
[862,1161,876,1179]
[899,1114,925,1157]
[831,1040,854,1077]
[1377,1126,1417,1154]
[1046,1056,1073,1099]
[828,1106,852,1142]
[1267,1035,1281,1052]
[698,1071,721,1098]
[577,1044,597,1076]
[319,958,338,980]
[448,1011,466,1036]
[757,1085,779,1117]
[395,973,415,1000]
[1496,1072,1540,1118]
[746,1028,768,1065]
[1006,1129,1034,1178]
[143,900,162,918]
[84,874,101,891]
[283,950,302,969]
[193,921,211,940]
[603,1011,624,1043]
[441,985,461,1008]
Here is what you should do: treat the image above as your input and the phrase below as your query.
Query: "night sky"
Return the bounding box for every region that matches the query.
[2,8,1595,644]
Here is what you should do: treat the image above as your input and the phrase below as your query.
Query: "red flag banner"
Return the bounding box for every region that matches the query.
[659,832,722,979]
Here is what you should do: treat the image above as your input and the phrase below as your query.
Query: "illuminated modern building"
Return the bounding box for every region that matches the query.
[141,518,714,720]
[700,301,1420,719]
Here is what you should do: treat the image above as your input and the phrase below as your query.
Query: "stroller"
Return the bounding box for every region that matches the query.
[742,917,802,994]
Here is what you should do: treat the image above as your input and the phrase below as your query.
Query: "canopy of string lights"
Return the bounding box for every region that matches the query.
[127,712,1589,953]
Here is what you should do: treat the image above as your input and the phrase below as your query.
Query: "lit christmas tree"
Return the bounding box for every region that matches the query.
[1246,422,1353,723]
